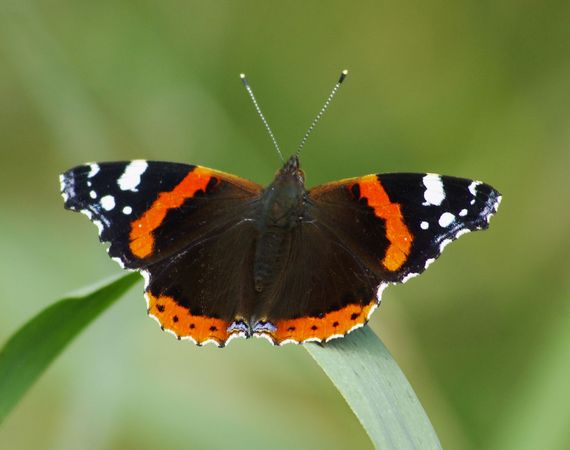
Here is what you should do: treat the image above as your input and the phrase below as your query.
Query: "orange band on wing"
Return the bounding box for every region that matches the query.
[129,167,213,258]
[146,292,230,345]
[358,175,413,271]
[264,300,377,344]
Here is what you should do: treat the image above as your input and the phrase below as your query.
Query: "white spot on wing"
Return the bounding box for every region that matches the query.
[377,283,388,300]
[495,195,502,209]
[90,190,97,199]
[422,174,445,206]
[366,302,378,320]
[324,333,348,344]
[224,332,247,346]
[92,220,104,235]
[468,181,481,196]
[253,333,276,345]
[455,229,471,238]
[459,208,468,217]
[439,238,452,252]
[487,195,502,223]
[346,322,366,335]
[439,212,455,227]
[147,312,162,327]
[111,256,125,268]
[100,195,115,211]
[122,206,132,215]
[60,173,73,202]
[201,338,223,347]
[302,337,322,344]
[80,209,93,220]
[164,328,178,339]
[141,270,151,290]
[180,335,198,344]
[144,291,151,311]
[118,160,148,192]
[420,221,429,230]
[402,272,420,283]
[279,338,300,345]
[88,163,100,178]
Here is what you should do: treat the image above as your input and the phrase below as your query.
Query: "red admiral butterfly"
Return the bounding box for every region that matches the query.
[60,71,501,347]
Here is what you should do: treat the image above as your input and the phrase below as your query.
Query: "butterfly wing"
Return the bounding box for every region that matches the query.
[252,220,382,344]
[143,216,258,346]
[60,161,262,268]
[308,173,501,281]
[61,160,263,346]
[253,172,501,344]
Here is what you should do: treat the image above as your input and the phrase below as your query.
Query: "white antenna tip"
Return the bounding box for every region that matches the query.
[239,73,246,79]
[342,69,348,75]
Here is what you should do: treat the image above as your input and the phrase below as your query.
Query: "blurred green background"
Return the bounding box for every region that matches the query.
[1,1,569,449]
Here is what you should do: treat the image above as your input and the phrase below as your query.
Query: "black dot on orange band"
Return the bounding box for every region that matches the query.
[209,325,217,332]
[189,323,195,329]
[206,176,219,190]
[350,183,360,198]
[311,325,318,330]
[350,313,359,320]
[157,304,165,312]
[288,326,296,331]
[332,321,339,327]
[173,315,179,322]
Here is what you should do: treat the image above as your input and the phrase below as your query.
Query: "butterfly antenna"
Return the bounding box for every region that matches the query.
[297,69,348,156]
[240,73,284,162]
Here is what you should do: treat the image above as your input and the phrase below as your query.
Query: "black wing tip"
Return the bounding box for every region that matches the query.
[59,163,101,209]
[59,171,75,208]
[476,182,501,225]
[484,189,502,226]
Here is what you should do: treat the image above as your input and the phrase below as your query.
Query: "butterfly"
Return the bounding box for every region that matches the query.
[60,71,501,347]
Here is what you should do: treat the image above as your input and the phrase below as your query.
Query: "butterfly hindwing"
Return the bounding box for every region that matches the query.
[251,219,382,344]
[144,215,258,346]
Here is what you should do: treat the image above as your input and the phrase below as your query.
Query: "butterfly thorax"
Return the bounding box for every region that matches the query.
[253,155,306,293]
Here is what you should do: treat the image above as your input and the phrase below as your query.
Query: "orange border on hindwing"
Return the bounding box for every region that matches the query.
[146,291,232,345]
[260,300,377,344]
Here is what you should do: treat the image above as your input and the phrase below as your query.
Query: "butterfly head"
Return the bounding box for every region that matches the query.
[277,154,304,186]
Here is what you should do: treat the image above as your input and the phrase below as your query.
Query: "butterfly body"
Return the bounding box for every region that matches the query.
[253,156,306,293]
[61,155,500,346]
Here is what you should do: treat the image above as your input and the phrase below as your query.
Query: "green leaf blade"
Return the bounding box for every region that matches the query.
[306,327,442,450]
[0,272,139,424]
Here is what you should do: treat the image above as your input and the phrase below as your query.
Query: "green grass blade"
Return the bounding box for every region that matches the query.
[306,327,442,450]
[0,272,139,424]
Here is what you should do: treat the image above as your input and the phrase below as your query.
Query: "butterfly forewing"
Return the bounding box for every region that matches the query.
[60,161,262,269]
[308,172,501,282]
